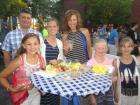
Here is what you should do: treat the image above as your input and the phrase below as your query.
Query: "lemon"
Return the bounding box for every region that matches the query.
[91,65,108,74]
[71,63,81,69]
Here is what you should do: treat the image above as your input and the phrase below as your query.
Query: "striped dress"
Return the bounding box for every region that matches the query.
[44,39,59,63]
[66,32,88,63]
[65,32,88,105]
[40,39,60,105]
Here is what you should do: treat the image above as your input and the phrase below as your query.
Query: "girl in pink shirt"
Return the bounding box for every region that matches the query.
[87,39,115,105]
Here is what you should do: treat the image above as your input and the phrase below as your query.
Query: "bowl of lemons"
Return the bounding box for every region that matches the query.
[91,64,109,75]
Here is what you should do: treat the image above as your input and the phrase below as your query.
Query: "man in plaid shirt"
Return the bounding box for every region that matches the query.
[2,8,42,67]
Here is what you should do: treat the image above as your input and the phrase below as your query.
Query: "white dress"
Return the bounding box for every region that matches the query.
[20,54,41,105]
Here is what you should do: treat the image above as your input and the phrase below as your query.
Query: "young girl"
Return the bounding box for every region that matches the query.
[87,39,115,105]
[113,37,140,105]
[0,33,45,105]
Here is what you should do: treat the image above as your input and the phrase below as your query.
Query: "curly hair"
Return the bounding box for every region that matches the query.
[64,9,82,32]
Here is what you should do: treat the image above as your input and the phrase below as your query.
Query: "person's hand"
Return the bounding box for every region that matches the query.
[63,45,69,55]
[114,93,118,103]
[49,59,58,65]
[62,33,69,56]
[134,44,138,47]
[113,87,118,104]
[9,84,27,93]
[26,83,33,90]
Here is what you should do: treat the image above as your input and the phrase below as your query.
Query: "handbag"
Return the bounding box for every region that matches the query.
[10,54,31,105]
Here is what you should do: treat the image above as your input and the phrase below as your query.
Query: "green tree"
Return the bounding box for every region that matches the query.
[31,0,63,19]
[0,0,27,19]
[31,0,63,31]
[79,0,131,26]
[6,0,27,17]
[0,0,12,18]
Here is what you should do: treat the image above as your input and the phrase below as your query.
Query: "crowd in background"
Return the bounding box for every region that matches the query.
[0,8,140,105]
[0,16,140,57]
[92,23,140,56]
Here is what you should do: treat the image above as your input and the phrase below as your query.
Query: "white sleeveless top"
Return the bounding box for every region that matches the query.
[22,54,41,79]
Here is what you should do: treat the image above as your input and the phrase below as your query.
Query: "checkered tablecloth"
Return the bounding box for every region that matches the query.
[31,71,112,100]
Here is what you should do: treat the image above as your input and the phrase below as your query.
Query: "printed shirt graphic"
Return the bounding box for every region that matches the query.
[119,59,138,89]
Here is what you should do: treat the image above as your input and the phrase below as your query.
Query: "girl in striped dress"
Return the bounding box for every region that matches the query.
[62,9,92,105]
[62,9,92,64]
[40,18,63,105]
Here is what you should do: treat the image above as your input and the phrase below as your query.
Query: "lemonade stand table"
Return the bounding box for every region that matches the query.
[31,71,112,105]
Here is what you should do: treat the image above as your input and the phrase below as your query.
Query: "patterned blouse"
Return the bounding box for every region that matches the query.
[119,58,138,95]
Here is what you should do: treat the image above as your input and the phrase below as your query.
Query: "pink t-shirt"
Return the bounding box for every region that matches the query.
[87,55,113,67]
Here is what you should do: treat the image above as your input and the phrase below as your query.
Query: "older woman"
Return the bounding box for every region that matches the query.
[62,9,92,63]
[62,9,92,105]
[41,18,63,105]
[87,39,115,105]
